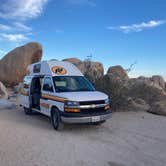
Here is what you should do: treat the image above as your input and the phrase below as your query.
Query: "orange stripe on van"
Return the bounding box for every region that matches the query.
[40,103,50,109]
[41,94,66,103]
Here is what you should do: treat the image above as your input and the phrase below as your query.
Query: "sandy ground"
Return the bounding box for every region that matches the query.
[0,104,166,166]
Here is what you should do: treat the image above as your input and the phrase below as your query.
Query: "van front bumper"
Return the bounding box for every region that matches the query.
[60,110,112,124]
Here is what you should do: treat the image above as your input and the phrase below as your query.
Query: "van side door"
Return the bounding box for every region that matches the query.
[40,76,55,116]
[19,76,32,108]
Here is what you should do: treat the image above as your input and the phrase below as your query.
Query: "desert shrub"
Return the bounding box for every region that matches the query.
[95,75,128,111]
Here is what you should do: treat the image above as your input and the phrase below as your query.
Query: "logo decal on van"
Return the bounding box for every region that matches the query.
[51,66,67,75]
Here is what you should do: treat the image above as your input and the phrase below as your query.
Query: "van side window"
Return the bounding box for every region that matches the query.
[43,77,54,92]
[23,77,32,89]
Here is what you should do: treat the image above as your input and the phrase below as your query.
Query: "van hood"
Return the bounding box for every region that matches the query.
[57,91,108,102]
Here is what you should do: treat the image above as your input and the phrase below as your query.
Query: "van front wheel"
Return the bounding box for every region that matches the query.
[51,109,63,130]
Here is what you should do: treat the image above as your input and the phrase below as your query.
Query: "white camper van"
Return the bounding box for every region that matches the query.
[19,60,111,130]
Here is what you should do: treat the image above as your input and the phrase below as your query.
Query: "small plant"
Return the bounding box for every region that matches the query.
[95,75,128,111]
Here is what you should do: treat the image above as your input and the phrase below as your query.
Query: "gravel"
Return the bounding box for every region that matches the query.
[0,106,166,166]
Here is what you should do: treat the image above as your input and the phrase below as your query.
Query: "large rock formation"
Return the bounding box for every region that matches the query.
[151,75,165,90]
[127,76,166,103]
[63,58,104,83]
[149,99,166,116]
[0,42,42,86]
[0,81,8,99]
[126,98,150,112]
[96,65,166,114]
[63,58,81,66]
[107,65,129,80]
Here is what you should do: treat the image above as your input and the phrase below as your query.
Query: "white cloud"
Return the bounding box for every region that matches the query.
[107,20,166,33]
[13,22,32,31]
[0,22,32,32]
[0,0,48,44]
[0,24,11,31]
[67,0,96,7]
[0,0,48,20]
[0,33,29,42]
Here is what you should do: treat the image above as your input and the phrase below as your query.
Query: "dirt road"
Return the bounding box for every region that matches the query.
[0,106,166,166]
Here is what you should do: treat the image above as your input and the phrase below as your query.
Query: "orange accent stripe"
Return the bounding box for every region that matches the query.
[40,103,50,109]
[42,94,66,102]
[64,108,80,113]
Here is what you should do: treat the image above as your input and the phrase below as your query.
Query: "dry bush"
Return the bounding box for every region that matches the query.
[95,75,128,111]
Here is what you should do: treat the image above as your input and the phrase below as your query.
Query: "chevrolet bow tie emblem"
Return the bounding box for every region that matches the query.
[91,104,96,108]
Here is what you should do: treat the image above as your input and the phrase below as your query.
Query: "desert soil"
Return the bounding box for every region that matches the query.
[0,104,166,166]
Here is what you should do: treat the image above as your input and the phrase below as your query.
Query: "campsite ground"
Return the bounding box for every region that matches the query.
[0,104,166,166]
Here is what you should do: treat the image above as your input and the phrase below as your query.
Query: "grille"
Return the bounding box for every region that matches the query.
[79,100,105,105]
[80,107,106,114]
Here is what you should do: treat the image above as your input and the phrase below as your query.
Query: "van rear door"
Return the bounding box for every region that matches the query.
[19,76,32,108]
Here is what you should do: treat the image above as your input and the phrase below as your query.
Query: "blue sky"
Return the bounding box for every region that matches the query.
[0,0,166,79]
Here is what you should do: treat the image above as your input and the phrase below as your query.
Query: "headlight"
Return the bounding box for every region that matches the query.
[104,98,110,110]
[105,98,110,105]
[65,101,79,107]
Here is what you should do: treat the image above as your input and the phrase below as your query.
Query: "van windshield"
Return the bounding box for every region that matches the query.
[53,76,95,92]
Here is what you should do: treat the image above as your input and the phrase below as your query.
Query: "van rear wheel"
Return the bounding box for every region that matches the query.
[51,109,63,130]
[24,107,32,115]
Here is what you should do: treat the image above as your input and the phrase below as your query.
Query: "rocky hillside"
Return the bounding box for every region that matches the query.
[0,42,42,86]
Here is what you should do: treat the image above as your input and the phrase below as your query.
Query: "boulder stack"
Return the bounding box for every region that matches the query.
[149,99,166,116]
[0,42,42,86]
[151,75,165,90]
[63,58,104,83]
[107,65,129,80]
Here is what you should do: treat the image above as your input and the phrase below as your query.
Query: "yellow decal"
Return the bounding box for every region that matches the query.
[51,66,67,75]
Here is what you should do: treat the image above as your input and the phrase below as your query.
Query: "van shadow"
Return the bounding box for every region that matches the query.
[9,107,104,133]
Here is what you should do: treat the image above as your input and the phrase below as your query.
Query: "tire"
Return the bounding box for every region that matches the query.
[51,108,63,130]
[92,120,106,125]
[24,107,32,115]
